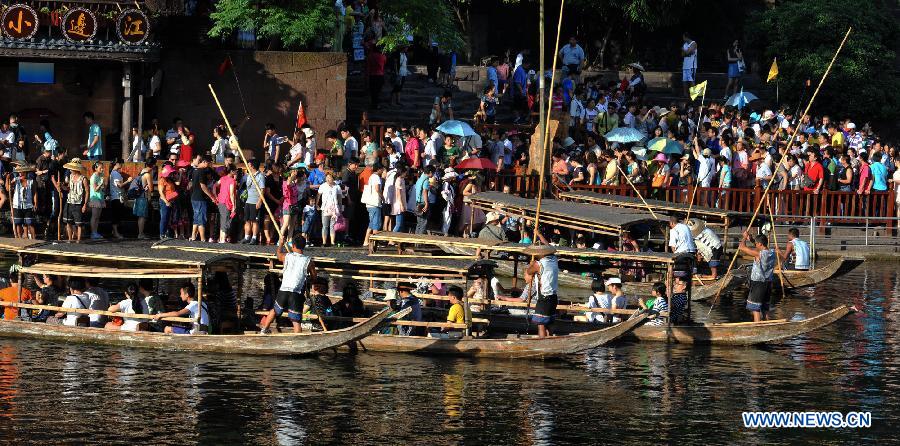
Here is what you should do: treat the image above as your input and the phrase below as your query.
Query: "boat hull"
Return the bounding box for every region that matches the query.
[486,306,852,345]
[347,314,648,358]
[0,308,394,356]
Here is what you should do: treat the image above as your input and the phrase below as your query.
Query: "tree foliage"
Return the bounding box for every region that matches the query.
[747,0,900,122]
[208,0,334,49]
[207,0,464,53]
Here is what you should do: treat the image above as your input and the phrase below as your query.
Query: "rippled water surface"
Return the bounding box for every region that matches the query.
[0,261,895,445]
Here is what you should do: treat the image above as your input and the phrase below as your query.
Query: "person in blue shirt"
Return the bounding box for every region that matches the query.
[308,162,326,191]
[511,61,530,123]
[414,165,435,234]
[562,71,576,107]
[870,152,889,191]
[83,112,102,161]
[486,58,499,96]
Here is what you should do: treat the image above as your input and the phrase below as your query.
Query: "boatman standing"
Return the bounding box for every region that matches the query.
[688,219,723,278]
[777,227,811,271]
[667,215,697,255]
[524,245,559,338]
[738,232,776,322]
[259,234,316,334]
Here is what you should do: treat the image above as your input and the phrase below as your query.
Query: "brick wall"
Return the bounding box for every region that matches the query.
[157,50,347,159]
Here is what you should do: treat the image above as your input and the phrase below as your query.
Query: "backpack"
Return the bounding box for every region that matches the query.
[850,165,861,191]
[822,160,838,191]
[126,174,143,199]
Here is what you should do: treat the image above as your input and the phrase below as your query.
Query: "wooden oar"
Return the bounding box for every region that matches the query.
[708,27,852,316]
[614,162,658,220]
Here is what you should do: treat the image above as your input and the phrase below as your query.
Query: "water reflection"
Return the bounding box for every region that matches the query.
[0,262,896,443]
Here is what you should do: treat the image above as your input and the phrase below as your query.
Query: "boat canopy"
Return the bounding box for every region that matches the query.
[20,262,202,279]
[559,191,752,227]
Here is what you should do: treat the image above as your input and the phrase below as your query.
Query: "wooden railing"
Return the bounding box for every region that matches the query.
[568,184,897,225]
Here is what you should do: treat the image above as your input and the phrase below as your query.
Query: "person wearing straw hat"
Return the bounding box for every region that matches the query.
[688,218,723,278]
[62,158,88,242]
[477,211,507,242]
[626,62,646,104]
[523,244,559,338]
[7,164,37,239]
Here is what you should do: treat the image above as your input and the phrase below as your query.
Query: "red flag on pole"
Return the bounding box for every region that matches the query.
[295,100,307,130]
[217,56,233,76]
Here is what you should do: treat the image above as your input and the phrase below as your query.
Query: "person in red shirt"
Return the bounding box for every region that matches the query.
[803,149,824,194]
[367,47,387,110]
[177,125,195,164]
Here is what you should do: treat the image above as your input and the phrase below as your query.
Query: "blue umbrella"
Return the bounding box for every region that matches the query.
[726,89,760,110]
[604,127,645,144]
[436,120,477,137]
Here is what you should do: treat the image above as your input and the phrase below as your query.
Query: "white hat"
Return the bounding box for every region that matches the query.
[442,168,458,180]
[485,211,501,223]
[702,148,712,157]
[847,122,856,129]
[761,110,776,121]
[527,69,536,76]
[302,127,315,138]
[562,137,575,147]
[604,277,622,286]
[627,62,645,71]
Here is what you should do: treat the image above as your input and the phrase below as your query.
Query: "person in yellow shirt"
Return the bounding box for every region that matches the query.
[829,125,845,149]
[601,150,619,185]
[445,286,466,329]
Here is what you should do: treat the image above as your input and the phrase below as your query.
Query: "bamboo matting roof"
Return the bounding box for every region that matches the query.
[0,237,45,252]
[559,191,751,225]
[21,241,239,267]
[367,232,675,264]
[153,239,474,274]
[467,191,660,235]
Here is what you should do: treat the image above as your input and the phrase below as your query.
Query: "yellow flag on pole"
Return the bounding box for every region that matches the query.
[767,58,779,82]
[689,80,707,101]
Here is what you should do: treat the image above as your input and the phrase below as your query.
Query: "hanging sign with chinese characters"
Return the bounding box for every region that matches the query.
[116,9,149,45]
[61,7,97,42]
[2,4,39,40]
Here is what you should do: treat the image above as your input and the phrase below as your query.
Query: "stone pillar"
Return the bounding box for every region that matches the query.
[121,63,133,161]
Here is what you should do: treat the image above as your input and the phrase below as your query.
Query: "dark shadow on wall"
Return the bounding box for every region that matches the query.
[155,49,347,159]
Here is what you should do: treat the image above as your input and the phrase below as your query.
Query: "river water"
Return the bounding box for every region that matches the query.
[0,261,894,445]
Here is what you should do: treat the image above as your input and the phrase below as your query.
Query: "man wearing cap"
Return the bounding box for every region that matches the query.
[478,211,507,242]
[62,159,89,242]
[667,215,696,256]
[524,245,559,337]
[34,146,55,236]
[602,277,627,323]
[259,234,316,334]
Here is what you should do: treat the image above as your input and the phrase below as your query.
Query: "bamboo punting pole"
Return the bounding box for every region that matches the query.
[208,84,283,241]
[614,162,658,220]
[766,196,787,301]
[708,27,852,316]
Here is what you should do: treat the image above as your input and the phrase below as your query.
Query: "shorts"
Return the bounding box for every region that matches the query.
[746,280,772,313]
[244,203,259,221]
[13,208,34,225]
[708,246,723,267]
[133,196,149,218]
[63,202,85,225]
[275,290,305,321]
[218,203,233,230]
[191,200,208,226]
[531,315,555,325]
[89,198,106,209]
[367,206,382,231]
[566,63,581,75]
[171,325,191,334]
[682,68,695,82]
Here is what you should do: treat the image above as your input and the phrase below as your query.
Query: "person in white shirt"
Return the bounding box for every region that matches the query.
[56,277,90,327]
[210,126,229,164]
[259,235,316,334]
[668,215,697,255]
[106,283,149,332]
[84,278,110,328]
[778,227,811,270]
[681,32,698,98]
[154,282,210,334]
[569,91,585,129]
[692,137,715,187]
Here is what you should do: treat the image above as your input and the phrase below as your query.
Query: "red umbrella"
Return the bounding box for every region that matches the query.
[454,157,497,170]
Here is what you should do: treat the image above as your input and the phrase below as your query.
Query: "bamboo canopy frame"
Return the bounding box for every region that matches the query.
[708,27,853,315]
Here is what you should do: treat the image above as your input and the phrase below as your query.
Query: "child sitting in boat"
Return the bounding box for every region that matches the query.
[639,282,669,326]
[106,283,150,332]
[153,282,210,335]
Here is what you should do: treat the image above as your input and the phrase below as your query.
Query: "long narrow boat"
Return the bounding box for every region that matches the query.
[348,313,648,358]
[625,305,854,345]
[484,306,854,345]
[771,256,864,289]
[0,308,398,355]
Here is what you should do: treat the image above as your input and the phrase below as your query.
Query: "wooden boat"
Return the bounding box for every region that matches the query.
[771,256,864,289]
[347,313,648,358]
[0,308,398,356]
[486,306,854,345]
[625,305,854,345]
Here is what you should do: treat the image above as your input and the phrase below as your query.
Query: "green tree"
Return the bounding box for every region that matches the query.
[747,0,900,122]
[208,0,464,53]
